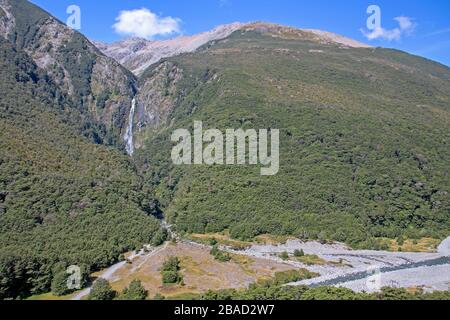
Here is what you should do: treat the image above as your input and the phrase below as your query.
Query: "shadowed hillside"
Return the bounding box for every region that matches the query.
[0,37,162,299]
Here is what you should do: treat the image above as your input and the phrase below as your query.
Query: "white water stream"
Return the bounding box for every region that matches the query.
[124,98,136,155]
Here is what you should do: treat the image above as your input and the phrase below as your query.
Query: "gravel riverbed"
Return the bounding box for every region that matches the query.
[227,237,450,292]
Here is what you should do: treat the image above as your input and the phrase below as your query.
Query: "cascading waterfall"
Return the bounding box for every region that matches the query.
[124,98,136,155]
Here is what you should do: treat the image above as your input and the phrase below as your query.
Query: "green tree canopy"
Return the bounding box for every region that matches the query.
[121,279,147,300]
[88,279,116,300]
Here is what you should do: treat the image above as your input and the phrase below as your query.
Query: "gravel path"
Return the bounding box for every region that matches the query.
[71,246,163,300]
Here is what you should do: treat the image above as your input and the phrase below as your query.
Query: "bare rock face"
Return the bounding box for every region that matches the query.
[0,0,136,145]
[95,23,245,75]
[136,62,183,128]
[0,0,14,37]
[131,62,183,149]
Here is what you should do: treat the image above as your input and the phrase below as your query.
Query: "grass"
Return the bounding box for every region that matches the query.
[96,241,294,299]
[295,254,328,266]
[377,237,441,253]
[165,292,201,300]
[180,256,208,276]
[26,290,82,300]
[187,232,252,250]
[230,254,256,276]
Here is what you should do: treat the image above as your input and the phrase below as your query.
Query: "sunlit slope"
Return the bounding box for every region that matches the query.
[135,30,450,247]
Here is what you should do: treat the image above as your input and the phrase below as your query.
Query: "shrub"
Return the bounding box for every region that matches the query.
[121,279,147,300]
[89,279,116,300]
[279,251,289,260]
[294,249,305,257]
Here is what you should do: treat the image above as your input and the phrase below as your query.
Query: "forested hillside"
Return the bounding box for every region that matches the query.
[0,1,449,300]
[134,28,450,247]
[0,38,162,299]
[0,0,137,146]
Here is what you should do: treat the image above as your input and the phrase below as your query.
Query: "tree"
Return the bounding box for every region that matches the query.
[121,279,147,300]
[162,271,181,284]
[88,278,116,300]
[151,228,168,246]
[279,251,289,260]
[294,249,305,257]
[162,257,180,272]
[300,286,363,300]
[51,271,69,296]
[210,245,231,262]
[161,257,182,284]
[154,293,165,300]
[375,287,416,300]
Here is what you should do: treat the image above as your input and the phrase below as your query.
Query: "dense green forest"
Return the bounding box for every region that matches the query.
[0,38,162,299]
[135,30,450,247]
[0,0,449,301]
[197,285,450,301]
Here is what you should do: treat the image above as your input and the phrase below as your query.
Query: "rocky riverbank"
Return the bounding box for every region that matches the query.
[224,237,450,292]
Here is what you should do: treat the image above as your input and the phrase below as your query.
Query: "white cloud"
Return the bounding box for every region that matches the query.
[395,16,413,31]
[113,8,181,39]
[362,16,416,41]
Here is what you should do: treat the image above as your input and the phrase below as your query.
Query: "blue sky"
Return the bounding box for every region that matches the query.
[30,0,450,66]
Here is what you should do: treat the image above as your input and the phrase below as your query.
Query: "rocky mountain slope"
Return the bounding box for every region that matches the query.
[0,0,136,146]
[0,0,448,300]
[94,22,244,75]
[95,22,370,76]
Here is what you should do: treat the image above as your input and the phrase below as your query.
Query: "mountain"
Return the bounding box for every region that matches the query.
[130,24,450,247]
[0,0,449,299]
[0,1,164,299]
[0,0,136,146]
[95,22,370,76]
[95,22,245,75]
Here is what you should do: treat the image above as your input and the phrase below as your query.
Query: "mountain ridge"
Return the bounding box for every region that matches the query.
[94,22,371,75]
[0,0,449,300]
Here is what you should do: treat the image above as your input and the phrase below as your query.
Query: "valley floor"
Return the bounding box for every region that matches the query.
[71,236,450,300]
[234,237,450,292]
[72,240,294,300]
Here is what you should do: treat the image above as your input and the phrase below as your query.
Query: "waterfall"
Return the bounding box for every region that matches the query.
[124,98,136,155]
